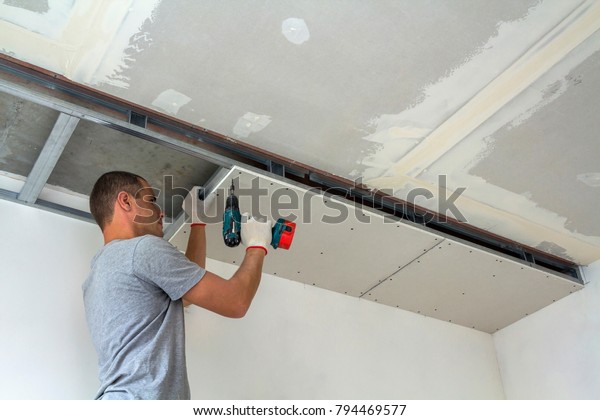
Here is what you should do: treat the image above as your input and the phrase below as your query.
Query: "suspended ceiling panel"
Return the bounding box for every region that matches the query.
[1,0,599,264]
[169,167,582,332]
[363,239,582,333]
[169,167,444,298]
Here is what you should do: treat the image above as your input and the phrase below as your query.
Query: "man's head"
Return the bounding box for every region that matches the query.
[90,171,163,238]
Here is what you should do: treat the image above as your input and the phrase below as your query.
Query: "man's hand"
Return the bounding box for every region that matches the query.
[183,186,216,225]
[241,213,272,254]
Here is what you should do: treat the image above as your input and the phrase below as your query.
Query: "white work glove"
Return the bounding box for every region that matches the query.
[241,213,272,255]
[182,186,217,225]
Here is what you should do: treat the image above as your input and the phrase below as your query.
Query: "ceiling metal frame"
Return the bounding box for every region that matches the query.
[0,54,582,281]
[17,112,79,203]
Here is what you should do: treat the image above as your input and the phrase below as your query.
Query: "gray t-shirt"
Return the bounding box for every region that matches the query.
[83,234,205,400]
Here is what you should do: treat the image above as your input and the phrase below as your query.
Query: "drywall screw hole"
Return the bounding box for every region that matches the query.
[350,228,354,230]
[297,271,301,274]
[312,283,315,285]
[344,292,347,294]
[183,230,187,234]
[434,308,437,311]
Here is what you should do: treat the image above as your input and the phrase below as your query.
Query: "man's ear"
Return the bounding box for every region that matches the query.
[115,191,133,211]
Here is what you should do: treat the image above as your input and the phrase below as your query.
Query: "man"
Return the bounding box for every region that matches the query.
[83,171,271,399]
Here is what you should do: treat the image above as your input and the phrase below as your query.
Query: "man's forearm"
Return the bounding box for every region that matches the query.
[234,247,266,306]
[185,224,206,268]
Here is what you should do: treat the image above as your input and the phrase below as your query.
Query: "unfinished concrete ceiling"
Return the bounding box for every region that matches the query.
[1,0,599,265]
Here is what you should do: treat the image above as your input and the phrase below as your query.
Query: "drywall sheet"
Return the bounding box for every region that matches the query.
[170,167,443,298]
[363,239,583,333]
[170,167,582,333]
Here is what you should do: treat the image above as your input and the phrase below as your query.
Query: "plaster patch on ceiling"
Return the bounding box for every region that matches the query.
[360,0,585,182]
[233,112,272,138]
[0,0,161,85]
[89,0,161,88]
[577,173,600,187]
[361,1,600,183]
[151,88,191,115]
[0,0,73,39]
[281,18,310,45]
[418,30,600,183]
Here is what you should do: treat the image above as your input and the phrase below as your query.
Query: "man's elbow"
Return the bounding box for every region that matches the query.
[228,299,251,318]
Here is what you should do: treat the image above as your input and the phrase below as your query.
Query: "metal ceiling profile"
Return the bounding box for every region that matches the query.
[0,54,583,282]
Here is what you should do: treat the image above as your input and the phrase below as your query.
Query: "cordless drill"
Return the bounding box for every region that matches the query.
[222,180,296,249]
[223,180,241,247]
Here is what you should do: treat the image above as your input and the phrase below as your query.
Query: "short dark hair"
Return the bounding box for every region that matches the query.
[89,171,145,230]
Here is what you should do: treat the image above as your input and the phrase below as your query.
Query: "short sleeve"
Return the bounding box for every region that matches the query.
[132,235,205,300]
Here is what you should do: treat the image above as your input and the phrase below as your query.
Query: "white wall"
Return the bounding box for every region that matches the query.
[494,261,600,399]
[0,199,103,399]
[0,198,505,399]
[186,260,505,399]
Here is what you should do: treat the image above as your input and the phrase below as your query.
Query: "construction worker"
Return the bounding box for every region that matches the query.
[83,171,271,399]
